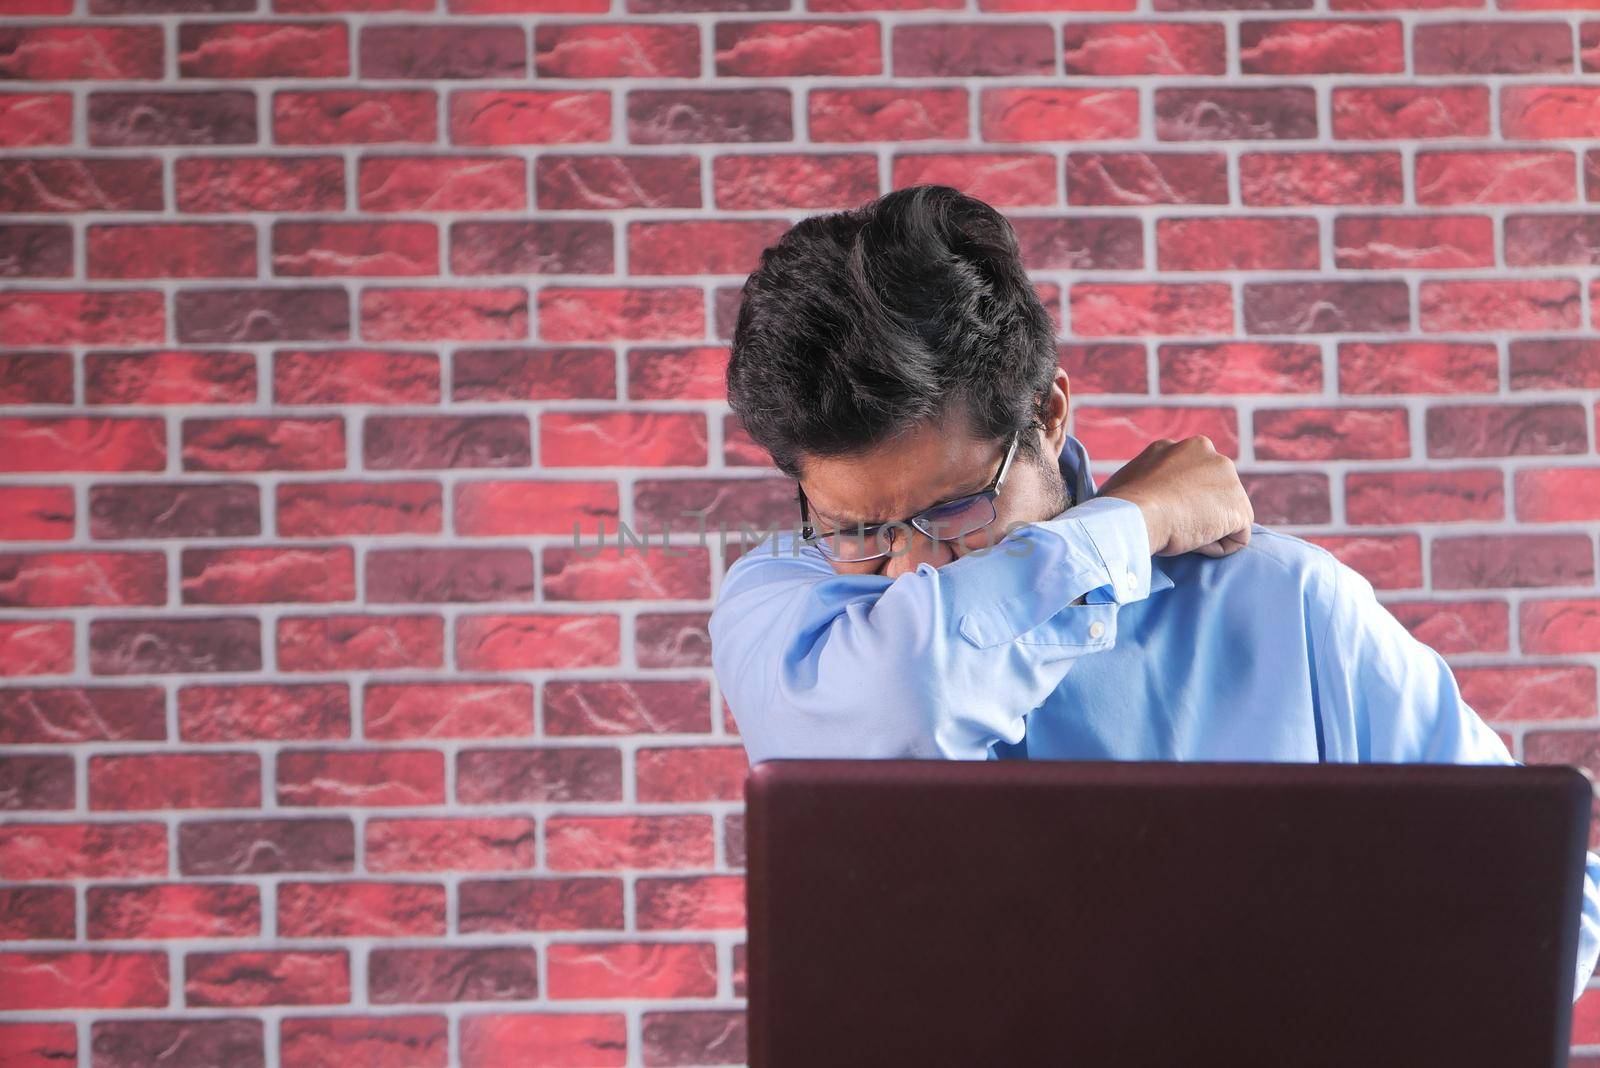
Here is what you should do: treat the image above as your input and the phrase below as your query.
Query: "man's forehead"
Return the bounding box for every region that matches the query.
[799,430,1000,525]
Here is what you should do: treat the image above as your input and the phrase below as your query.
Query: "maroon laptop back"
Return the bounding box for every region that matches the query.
[745,759,1591,1067]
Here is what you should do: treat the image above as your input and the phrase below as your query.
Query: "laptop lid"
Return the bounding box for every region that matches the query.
[745,759,1592,1067]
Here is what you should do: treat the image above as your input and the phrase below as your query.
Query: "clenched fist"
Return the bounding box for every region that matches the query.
[1096,436,1254,558]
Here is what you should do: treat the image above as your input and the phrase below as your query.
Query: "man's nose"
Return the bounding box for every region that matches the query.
[879,526,953,579]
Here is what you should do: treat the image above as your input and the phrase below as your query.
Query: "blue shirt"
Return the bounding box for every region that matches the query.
[709,432,1600,1002]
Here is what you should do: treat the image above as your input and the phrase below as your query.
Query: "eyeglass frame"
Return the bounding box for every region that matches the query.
[797,431,1023,563]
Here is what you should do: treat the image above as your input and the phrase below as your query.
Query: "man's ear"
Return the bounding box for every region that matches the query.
[1040,367,1071,455]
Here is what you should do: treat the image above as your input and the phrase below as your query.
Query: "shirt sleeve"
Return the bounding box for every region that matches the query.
[709,495,1153,765]
[1307,554,1600,1003]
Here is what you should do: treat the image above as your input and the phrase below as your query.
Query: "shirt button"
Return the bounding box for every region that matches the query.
[1122,570,1138,591]
[1088,620,1106,640]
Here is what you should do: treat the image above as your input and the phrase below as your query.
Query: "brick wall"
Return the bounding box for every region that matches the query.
[1,4,1599,1066]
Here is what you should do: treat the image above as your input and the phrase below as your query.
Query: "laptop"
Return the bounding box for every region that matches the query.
[745,759,1593,1066]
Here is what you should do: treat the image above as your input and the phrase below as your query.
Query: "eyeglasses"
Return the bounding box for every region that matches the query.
[798,432,1022,563]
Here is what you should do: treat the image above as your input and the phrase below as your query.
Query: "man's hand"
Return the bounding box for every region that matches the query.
[1095,436,1254,558]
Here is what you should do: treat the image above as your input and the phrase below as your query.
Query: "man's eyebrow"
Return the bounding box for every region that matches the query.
[811,472,994,528]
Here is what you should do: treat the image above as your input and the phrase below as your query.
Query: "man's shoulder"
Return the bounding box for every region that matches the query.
[1157,523,1348,607]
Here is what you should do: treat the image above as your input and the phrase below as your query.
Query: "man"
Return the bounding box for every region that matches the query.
[708,184,1600,1001]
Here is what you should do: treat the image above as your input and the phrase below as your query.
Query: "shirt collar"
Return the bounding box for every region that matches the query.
[1059,432,1177,595]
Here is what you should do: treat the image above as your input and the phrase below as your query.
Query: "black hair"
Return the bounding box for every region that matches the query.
[727,184,1058,480]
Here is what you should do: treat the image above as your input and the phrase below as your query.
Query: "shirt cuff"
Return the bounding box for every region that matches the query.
[1060,495,1154,606]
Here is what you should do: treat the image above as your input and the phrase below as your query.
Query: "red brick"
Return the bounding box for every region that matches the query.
[1507,215,1600,268]
[90,752,261,810]
[0,621,75,676]
[360,155,525,212]
[177,156,344,213]
[455,746,619,804]
[274,348,440,405]
[0,351,71,404]
[360,24,526,79]
[86,350,257,406]
[460,607,620,668]
[894,22,1054,76]
[176,287,350,344]
[0,551,165,608]
[1240,19,1404,74]
[458,877,624,933]
[1157,216,1319,271]
[543,547,710,603]
[716,20,880,76]
[0,93,73,146]
[808,87,967,142]
[179,683,350,743]
[544,679,712,737]
[547,942,716,1000]
[450,90,610,146]
[1434,533,1594,590]
[0,952,168,1009]
[1416,150,1575,204]
[452,480,615,539]
[1063,22,1224,74]
[1332,85,1489,140]
[1066,152,1229,205]
[1419,279,1581,332]
[980,88,1141,142]
[1426,403,1588,458]
[90,482,256,543]
[537,22,699,78]
[712,153,877,211]
[89,91,256,148]
[179,21,348,78]
[0,687,166,745]
[637,746,747,802]
[628,219,789,276]
[628,346,728,401]
[187,950,349,1007]
[1058,342,1148,394]
[892,152,1058,207]
[460,1014,627,1068]
[1414,21,1572,74]
[277,614,444,672]
[1462,665,1596,722]
[642,1011,747,1067]
[362,413,530,470]
[361,287,528,342]
[1517,468,1600,522]
[545,814,714,871]
[1503,86,1600,140]
[0,290,163,346]
[363,680,532,739]
[276,480,442,536]
[538,154,701,210]
[0,484,72,540]
[369,945,540,1003]
[1307,534,1422,590]
[1346,469,1503,524]
[1071,406,1239,461]
[182,417,345,472]
[277,881,445,937]
[636,875,745,930]
[454,346,616,401]
[278,749,445,807]
[0,26,163,80]
[273,90,437,145]
[87,882,259,940]
[1159,342,1322,394]
[180,545,354,605]
[0,224,71,278]
[1240,151,1403,205]
[451,220,611,276]
[0,1023,75,1068]
[1337,341,1499,394]
[0,753,72,811]
[178,817,353,876]
[280,1016,447,1068]
[628,89,792,145]
[0,821,166,881]
[1245,281,1410,334]
[1334,214,1493,269]
[91,615,262,675]
[1523,599,1600,654]
[273,221,438,277]
[539,287,703,342]
[1255,407,1410,460]
[1388,600,1508,656]
[1069,283,1234,336]
[1,157,163,213]
[541,411,707,468]
[365,817,536,873]
[1156,87,1317,140]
